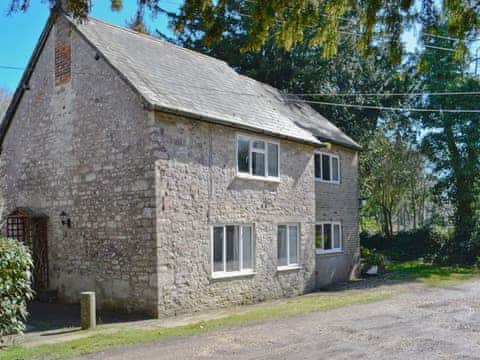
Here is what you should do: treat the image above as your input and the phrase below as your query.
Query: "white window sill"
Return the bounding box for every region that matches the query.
[315,178,340,185]
[235,173,281,183]
[316,249,343,255]
[277,265,303,272]
[211,271,256,280]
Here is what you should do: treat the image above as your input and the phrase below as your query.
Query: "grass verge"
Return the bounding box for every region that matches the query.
[0,289,390,360]
[385,260,480,286]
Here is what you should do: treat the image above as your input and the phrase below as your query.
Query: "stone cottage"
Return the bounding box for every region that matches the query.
[0,11,361,317]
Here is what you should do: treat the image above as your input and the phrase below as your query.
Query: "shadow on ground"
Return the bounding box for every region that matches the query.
[26,301,150,334]
[322,262,479,292]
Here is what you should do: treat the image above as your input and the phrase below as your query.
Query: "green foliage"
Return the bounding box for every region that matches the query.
[168,5,415,144]
[360,246,386,271]
[6,0,480,63]
[126,11,151,34]
[417,24,480,265]
[361,130,430,239]
[361,227,447,262]
[0,238,34,338]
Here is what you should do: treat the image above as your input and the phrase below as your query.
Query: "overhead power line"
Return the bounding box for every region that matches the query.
[292,99,480,113]
[288,91,480,97]
[0,65,24,71]
[425,45,456,52]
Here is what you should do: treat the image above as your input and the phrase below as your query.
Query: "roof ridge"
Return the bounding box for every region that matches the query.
[78,16,231,66]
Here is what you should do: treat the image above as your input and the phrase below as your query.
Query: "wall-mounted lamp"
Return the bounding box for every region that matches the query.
[60,211,71,228]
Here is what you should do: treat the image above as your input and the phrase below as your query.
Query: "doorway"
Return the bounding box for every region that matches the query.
[6,208,49,292]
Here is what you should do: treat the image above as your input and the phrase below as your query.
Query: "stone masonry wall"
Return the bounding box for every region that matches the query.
[0,15,359,317]
[0,19,159,315]
[151,113,317,316]
[315,144,360,287]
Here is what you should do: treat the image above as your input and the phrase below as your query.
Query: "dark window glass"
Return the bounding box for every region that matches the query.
[238,138,250,173]
[288,226,298,264]
[267,143,279,177]
[322,154,330,181]
[252,140,265,150]
[277,225,288,266]
[323,223,332,249]
[315,225,323,248]
[333,224,341,249]
[314,154,321,178]
[226,226,240,272]
[213,227,224,272]
[252,152,265,176]
[242,226,253,270]
[332,157,339,182]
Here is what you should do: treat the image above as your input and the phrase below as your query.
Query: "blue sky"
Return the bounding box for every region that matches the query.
[0,1,180,92]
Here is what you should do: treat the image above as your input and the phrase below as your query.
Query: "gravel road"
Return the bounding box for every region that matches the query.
[79,280,480,359]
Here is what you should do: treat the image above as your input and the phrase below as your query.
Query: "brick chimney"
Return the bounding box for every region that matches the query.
[54,14,71,86]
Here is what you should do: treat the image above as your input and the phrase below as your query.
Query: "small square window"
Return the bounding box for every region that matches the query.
[316,222,342,253]
[237,135,280,179]
[212,225,254,275]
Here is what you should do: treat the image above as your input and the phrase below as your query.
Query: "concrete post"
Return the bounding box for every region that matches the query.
[80,291,96,330]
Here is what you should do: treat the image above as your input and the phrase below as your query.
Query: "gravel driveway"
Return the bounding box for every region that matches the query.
[80,280,480,359]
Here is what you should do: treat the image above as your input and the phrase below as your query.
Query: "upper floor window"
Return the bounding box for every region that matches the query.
[212,224,254,277]
[315,152,340,183]
[237,135,279,179]
[315,222,342,254]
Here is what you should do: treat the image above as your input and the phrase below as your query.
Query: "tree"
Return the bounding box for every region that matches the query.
[361,131,428,238]
[418,27,480,264]
[166,3,415,143]
[6,0,480,63]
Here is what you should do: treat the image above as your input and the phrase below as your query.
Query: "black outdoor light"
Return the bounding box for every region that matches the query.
[60,211,71,228]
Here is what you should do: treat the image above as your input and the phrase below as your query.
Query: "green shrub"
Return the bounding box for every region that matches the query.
[361,227,447,261]
[360,246,386,274]
[0,237,34,339]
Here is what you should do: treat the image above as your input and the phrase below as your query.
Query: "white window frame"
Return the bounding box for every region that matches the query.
[210,224,255,278]
[315,222,342,254]
[277,224,301,270]
[236,134,280,181]
[314,151,340,184]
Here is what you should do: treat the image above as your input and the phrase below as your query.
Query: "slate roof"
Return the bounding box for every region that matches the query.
[0,14,360,150]
[72,17,360,149]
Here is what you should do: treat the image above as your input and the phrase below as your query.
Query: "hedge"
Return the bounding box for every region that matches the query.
[360,227,447,261]
[0,237,34,339]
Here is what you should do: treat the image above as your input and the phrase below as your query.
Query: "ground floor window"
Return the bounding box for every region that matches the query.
[278,224,299,267]
[212,224,254,274]
[316,222,342,253]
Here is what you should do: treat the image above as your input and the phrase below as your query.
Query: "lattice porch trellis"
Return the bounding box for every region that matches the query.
[6,208,49,292]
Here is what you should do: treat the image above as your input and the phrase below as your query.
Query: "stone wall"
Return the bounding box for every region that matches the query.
[0,19,159,315]
[314,144,360,287]
[0,15,359,317]
[151,113,317,316]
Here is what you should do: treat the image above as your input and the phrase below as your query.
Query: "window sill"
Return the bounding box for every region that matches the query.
[315,178,340,185]
[210,271,256,280]
[235,173,281,183]
[316,249,343,255]
[277,265,303,272]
